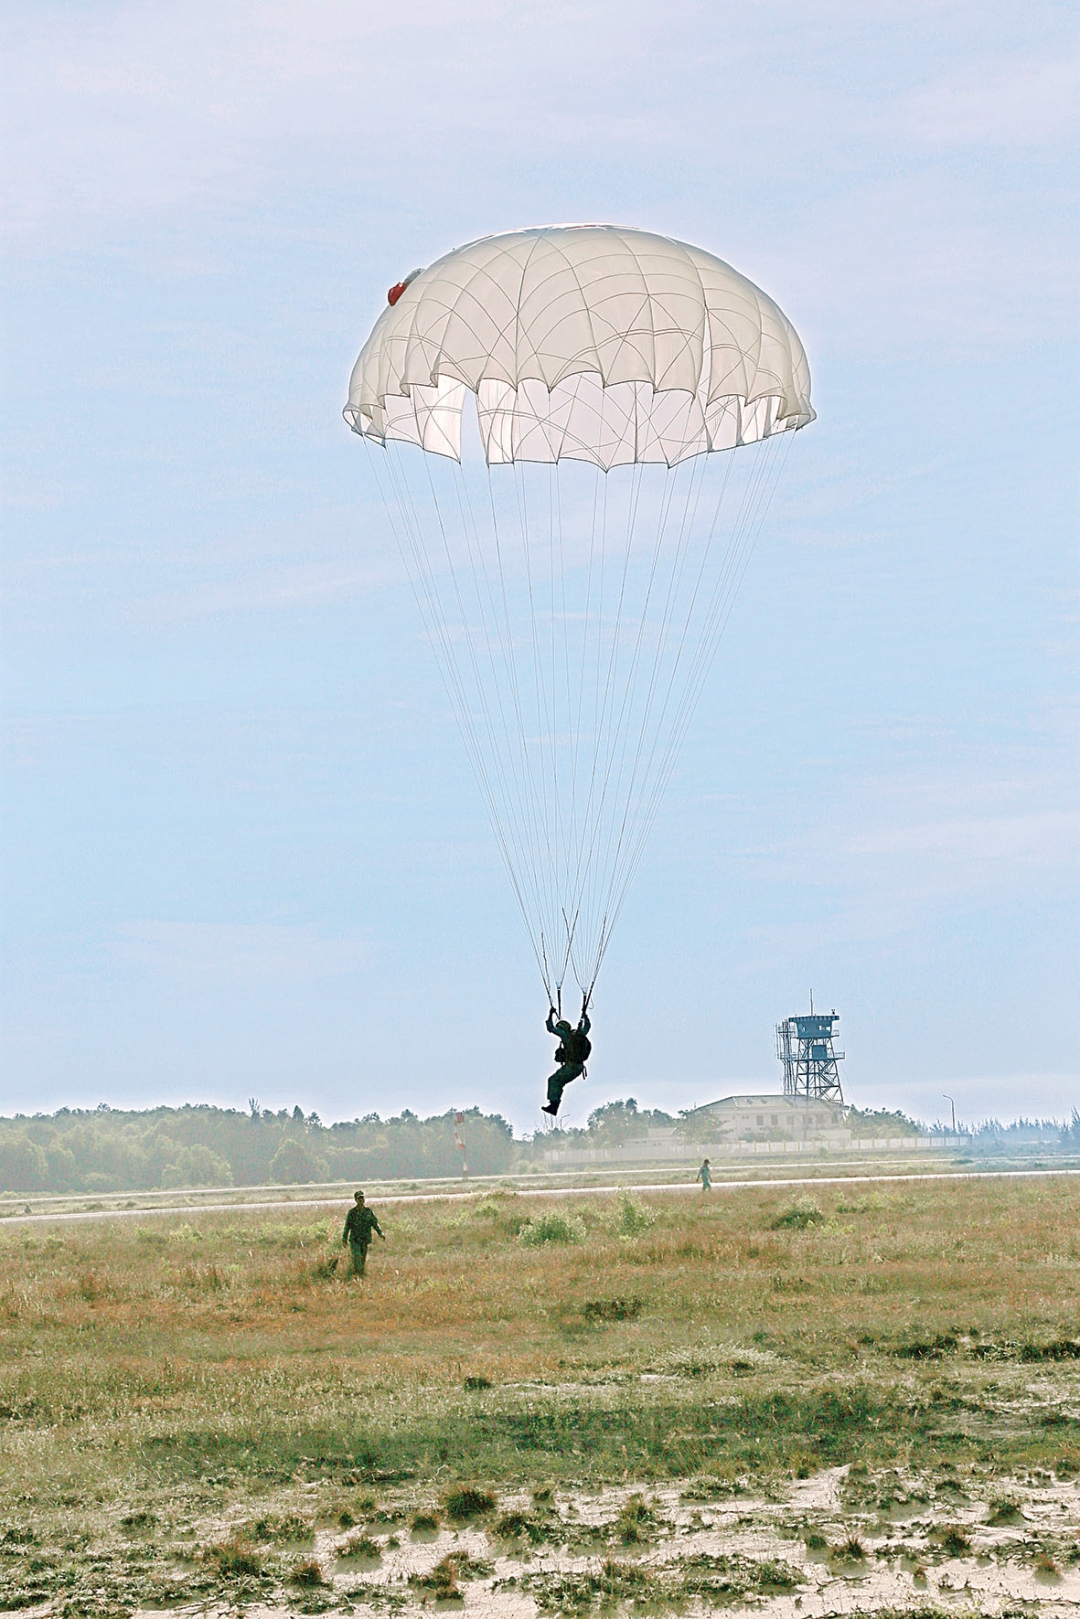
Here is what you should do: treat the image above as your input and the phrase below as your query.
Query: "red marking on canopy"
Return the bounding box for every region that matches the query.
[387,281,408,306]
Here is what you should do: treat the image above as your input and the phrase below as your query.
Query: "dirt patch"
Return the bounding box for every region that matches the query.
[119,1468,1080,1617]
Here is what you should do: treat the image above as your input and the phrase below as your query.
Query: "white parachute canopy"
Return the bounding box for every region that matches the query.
[346,225,814,1004]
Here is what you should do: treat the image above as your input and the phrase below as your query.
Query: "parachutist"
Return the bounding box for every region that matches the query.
[541,1003,592,1116]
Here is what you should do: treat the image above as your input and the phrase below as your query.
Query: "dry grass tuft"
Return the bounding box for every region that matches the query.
[445,1485,496,1522]
[289,1555,326,1586]
[337,1531,382,1562]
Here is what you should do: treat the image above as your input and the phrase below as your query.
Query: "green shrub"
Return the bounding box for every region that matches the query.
[770,1198,825,1231]
[583,1296,643,1322]
[615,1194,656,1236]
[518,1212,584,1247]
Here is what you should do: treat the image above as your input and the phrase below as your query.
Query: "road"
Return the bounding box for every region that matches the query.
[4,1163,1079,1227]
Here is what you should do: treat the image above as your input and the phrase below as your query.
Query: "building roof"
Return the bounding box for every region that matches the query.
[687,1093,844,1114]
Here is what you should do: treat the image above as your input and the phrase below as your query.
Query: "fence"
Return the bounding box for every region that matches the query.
[542,1135,967,1167]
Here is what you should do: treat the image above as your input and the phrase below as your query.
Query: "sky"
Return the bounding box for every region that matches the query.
[2,0,1077,1133]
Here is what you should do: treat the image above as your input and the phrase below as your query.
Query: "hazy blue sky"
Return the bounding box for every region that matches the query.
[2,1,1077,1131]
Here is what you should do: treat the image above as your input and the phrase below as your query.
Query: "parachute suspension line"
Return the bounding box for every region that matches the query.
[511,459,556,961]
[421,447,545,958]
[460,450,553,995]
[591,452,707,917]
[370,443,519,943]
[587,465,697,958]
[588,447,720,962]
[653,432,793,809]
[449,457,554,968]
[546,463,567,988]
[573,457,663,977]
[373,438,555,1001]
[522,458,570,997]
[475,459,561,958]
[591,431,794,978]
[409,448,544,970]
[599,436,787,962]
[572,466,603,882]
[367,419,795,1008]
[560,458,608,996]
[480,456,571,1007]
[504,453,563,997]
[587,439,768,983]
[571,456,645,987]
[480,466,559,992]
[530,460,568,985]
[574,451,705,986]
[554,465,577,987]
[575,467,607,987]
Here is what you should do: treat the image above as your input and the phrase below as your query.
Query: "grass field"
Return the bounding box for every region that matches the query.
[2,1173,1080,1615]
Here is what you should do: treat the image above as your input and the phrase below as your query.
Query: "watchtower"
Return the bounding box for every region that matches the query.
[776,998,844,1102]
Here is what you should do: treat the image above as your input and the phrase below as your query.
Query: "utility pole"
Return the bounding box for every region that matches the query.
[453,1112,469,1180]
[943,1094,956,1135]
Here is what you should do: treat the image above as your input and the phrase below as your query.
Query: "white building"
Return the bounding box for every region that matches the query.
[681,1093,849,1144]
[541,1092,952,1165]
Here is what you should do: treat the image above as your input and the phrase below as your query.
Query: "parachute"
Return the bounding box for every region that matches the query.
[345,225,813,1007]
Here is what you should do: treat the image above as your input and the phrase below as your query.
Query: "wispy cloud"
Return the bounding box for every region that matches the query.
[849,807,1076,862]
[112,921,372,986]
[904,56,1080,146]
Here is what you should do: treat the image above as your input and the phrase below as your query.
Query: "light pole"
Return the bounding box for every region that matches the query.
[943,1094,956,1135]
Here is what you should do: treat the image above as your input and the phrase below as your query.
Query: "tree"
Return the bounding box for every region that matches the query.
[587,1100,640,1143]
[159,1144,233,1189]
[269,1139,328,1186]
[0,1137,48,1194]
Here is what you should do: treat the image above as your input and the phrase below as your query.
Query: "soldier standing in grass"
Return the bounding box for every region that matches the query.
[342,1190,385,1277]
[697,1158,712,1192]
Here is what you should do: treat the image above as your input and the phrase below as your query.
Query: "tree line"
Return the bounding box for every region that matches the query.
[0,1103,518,1196]
[0,1094,1046,1198]
[0,1096,682,1195]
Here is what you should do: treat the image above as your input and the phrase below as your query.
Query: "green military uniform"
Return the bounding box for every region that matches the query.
[542,1007,591,1116]
[342,1200,384,1275]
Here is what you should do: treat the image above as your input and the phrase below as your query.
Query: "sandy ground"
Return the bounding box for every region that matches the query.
[101,1466,1080,1619]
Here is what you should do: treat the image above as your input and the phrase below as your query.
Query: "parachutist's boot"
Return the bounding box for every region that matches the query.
[541,1102,558,1116]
